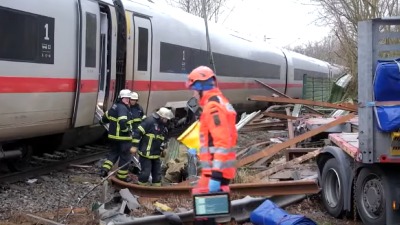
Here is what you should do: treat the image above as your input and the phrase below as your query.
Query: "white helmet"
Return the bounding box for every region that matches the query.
[130,92,139,100]
[156,107,174,120]
[119,89,131,98]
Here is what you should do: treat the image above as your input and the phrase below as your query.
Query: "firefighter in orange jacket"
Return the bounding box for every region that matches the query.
[186,66,238,192]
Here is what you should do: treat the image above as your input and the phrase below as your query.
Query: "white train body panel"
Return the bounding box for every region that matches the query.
[0,0,78,141]
[0,0,344,143]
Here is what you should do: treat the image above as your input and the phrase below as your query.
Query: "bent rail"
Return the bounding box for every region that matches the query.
[110,177,320,198]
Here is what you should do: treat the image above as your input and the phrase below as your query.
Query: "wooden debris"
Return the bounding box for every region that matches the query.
[237,141,270,159]
[256,148,321,180]
[254,79,324,115]
[68,164,92,168]
[284,148,319,161]
[248,95,357,112]
[240,121,286,132]
[285,108,295,148]
[236,113,356,167]
[26,214,65,225]
[263,112,298,120]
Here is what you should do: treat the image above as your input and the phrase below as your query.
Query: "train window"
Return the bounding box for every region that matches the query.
[85,12,97,68]
[0,6,54,64]
[159,42,281,79]
[138,27,149,71]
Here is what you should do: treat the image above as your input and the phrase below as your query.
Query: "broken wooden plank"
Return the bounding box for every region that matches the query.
[69,164,92,168]
[240,122,286,132]
[254,79,324,115]
[236,113,356,167]
[26,214,65,225]
[237,141,270,158]
[248,95,357,112]
[263,112,298,120]
[284,148,319,161]
[286,108,295,148]
[257,148,321,180]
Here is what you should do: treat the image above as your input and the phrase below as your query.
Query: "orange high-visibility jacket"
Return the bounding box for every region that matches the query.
[198,88,238,181]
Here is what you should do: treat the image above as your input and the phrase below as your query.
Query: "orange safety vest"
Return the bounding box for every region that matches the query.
[198,88,238,183]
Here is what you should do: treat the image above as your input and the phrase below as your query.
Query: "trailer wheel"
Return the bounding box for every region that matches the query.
[321,158,344,217]
[355,167,386,225]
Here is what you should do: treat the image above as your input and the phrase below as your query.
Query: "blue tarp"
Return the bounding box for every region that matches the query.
[374,59,400,132]
[250,199,317,225]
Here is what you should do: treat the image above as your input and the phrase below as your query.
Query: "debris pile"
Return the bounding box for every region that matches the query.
[0,80,361,225]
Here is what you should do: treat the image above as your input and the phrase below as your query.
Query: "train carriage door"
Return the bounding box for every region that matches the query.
[133,16,152,113]
[73,0,100,127]
[97,12,108,110]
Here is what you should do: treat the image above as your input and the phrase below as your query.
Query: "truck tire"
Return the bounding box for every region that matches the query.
[321,158,344,217]
[355,167,386,225]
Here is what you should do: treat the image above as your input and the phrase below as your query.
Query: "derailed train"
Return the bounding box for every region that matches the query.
[0,0,343,159]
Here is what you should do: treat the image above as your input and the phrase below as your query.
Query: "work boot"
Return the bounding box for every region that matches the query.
[99,169,108,178]
[118,176,133,183]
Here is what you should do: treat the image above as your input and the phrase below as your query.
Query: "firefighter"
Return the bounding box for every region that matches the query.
[128,91,145,131]
[99,89,134,182]
[186,66,238,193]
[130,107,174,186]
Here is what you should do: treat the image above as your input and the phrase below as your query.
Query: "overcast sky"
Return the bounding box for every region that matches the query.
[156,0,331,47]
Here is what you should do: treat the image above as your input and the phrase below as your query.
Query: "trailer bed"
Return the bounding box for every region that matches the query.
[328,132,359,159]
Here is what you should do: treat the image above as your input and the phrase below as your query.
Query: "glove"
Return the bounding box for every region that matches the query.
[188,148,197,156]
[130,146,138,154]
[208,179,221,193]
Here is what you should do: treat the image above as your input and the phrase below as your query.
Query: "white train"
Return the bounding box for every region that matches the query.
[0,0,342,159]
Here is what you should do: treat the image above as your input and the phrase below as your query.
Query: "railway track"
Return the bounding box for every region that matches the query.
[0,144,110,184]
[107,194,308,225]
[110,176,320,198]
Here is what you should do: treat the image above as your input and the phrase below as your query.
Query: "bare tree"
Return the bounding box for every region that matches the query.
[310,0,400,99]
[286,34,344,66]
[166,0,227,23]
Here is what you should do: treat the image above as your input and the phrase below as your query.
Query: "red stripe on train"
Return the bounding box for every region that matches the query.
[127,80,303,91]
[0,77,302,93]
[0,77,98,93]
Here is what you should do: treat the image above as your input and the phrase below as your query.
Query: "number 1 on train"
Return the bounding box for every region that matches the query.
[44,23,50,41]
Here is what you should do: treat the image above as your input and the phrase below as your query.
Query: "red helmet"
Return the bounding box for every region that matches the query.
[186,66,216,88]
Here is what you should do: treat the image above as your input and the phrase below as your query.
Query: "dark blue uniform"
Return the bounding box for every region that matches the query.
[100,102,133,181]
[132,112,168,186]
[129,104,144,132]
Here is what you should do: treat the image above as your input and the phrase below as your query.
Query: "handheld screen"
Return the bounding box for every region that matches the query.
[193,192,230,217]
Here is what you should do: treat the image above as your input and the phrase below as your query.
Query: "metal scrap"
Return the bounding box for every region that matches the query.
[236,110,262,130]
[107,194,308,225]
[236,113,356,167]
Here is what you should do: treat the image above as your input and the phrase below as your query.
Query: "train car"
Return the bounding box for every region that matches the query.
[0,0,343,161]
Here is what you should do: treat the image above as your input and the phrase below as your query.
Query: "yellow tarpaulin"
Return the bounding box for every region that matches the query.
[177,120,200,153]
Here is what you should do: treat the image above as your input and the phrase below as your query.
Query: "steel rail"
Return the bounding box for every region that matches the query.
[0,149,108,184]
[110,178,320,198]
[108,194,308,225]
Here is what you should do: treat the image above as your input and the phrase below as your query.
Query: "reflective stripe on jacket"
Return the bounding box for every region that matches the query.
[128,104,145,131]
[198,88,238,180]
[132,113,168,159]
[102,102,133,141]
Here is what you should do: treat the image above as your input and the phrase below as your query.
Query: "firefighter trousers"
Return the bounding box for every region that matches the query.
[138,156,161,186]
[101,140,132,180]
